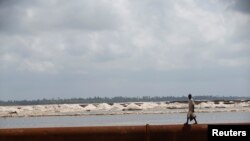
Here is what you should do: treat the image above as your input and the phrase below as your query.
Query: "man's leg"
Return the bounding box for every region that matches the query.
[185,117,189,125]
[194,117,198,124]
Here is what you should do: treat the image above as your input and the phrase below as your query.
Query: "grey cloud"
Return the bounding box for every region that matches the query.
[229,0,250,14]
[0,0,120,35]
[0,0,249,100]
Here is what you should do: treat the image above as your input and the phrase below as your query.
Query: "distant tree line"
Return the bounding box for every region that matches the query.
[0,96,249,106]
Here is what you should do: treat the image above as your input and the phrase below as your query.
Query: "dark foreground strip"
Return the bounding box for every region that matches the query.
[0,123,249,141]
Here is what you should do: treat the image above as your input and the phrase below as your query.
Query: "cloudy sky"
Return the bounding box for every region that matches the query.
[0,0,249,100]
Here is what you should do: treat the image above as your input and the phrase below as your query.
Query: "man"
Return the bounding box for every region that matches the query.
[185,94,198,125]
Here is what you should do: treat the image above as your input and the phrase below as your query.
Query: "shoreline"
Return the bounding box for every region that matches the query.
[1,110,250,119]
[1,100,249,118]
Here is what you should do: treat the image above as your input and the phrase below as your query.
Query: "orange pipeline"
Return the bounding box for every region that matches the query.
[0,124,208,141]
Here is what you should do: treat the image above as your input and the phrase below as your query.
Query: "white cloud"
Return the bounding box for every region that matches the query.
[0,0,249,99]
[1,0,249,73]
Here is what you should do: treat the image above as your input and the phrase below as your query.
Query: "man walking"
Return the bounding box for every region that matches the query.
[185,94,198,125]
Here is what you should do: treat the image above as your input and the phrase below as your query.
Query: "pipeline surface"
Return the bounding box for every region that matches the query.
[0,124,209,141]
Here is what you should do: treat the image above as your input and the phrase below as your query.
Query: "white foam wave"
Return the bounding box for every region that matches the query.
[0,100,249,117]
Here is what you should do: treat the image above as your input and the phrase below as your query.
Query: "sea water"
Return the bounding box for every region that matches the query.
[0,112,249,128]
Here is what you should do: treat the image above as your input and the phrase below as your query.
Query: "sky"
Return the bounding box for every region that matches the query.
[0,0,250,100]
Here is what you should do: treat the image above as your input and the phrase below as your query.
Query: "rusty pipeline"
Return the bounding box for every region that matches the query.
[0,124,210,141]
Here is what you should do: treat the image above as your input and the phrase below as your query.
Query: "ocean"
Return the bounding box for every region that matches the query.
[0,112,249,128]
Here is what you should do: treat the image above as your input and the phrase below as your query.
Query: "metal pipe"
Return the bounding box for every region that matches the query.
[0,124,209,141]
[148,124,207,141]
